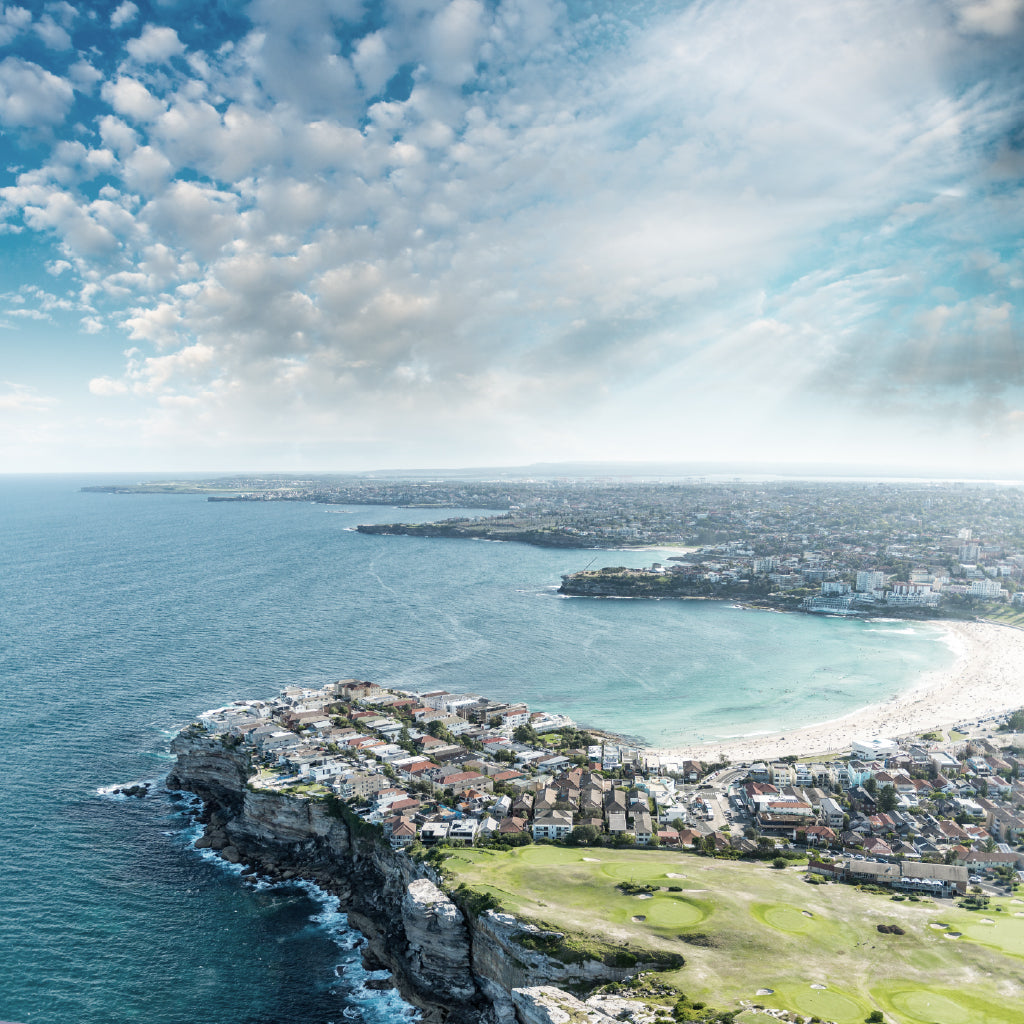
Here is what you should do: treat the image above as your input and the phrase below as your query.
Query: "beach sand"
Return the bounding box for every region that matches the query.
[650,619,1024,764]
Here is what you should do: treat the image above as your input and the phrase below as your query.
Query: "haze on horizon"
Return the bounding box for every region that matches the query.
[0,0,1022,475]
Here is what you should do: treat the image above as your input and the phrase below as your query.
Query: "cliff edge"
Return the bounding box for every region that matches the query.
[166,732,644,1024]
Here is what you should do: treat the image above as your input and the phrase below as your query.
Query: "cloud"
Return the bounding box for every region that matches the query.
[126,25,186,64]
[34,14,73,50]
[954,0,1023,35]
[1,0,1023,468]
[0,382,58,412]
[0,56,74,127]
[101,75,165,122]
[0,5,31,46]
[110,1,138,30]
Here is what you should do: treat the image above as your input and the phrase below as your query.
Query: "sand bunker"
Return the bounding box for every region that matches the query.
[636,893,653,900]
[632,915,646,922]
[755,989,774,996]
[810,984,827,990]
[944,932,962,939]
[666,873,685,878]
[930,922,949,929]
[582,857,600,862]
[802,911,814,918]
[980,918,995,924]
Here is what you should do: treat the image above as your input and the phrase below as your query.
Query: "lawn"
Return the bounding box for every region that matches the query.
[444,846,1024,1023]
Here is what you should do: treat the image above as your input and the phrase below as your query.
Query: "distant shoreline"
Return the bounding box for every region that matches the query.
[648,618,1024,765]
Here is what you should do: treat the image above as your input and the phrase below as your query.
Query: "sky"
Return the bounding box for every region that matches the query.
[0,0,1022,474]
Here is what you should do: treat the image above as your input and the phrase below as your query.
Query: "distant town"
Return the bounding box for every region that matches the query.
[90,476,1024,622]
[185,677,1024,902]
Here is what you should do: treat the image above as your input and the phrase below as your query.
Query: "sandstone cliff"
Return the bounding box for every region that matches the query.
[166,732,646,1024]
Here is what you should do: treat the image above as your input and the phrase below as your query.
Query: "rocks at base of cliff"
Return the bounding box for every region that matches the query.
[113,783,151,798]
[511,987,618,1024]
[401,879,478,1003]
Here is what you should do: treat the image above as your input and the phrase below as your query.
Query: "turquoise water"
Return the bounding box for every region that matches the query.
[0,476,951,1023]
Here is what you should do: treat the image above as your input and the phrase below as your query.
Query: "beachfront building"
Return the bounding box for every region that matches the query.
[852,737,898,760]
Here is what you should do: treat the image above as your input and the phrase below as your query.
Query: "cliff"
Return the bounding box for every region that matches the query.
[356,521,608,548]
[166,733,647,1024]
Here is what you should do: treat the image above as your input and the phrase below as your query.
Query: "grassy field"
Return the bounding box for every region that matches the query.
[444,846,1024,1023]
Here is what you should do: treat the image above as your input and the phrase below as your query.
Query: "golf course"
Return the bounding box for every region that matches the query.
[443,846,1024,1023]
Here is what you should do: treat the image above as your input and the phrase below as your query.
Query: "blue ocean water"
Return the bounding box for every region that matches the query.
[0,476,952,1023]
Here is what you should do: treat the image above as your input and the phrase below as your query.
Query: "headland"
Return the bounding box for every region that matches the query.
[162,641,1024,1024]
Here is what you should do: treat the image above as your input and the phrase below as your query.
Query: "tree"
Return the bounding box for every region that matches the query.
[568,824,601,846]
[877,786,899,813]
[1006,708,1024,732]
[513,723,538,745]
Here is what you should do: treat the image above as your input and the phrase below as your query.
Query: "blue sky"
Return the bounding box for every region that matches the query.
[1,0,1022,473]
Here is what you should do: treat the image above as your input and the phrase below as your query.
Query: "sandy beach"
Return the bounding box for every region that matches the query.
[651,619,1024,765]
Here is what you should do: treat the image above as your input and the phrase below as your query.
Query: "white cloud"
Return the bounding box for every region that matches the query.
[352,31,392,96]
[121,144,173,194]
[110,1,138,30]
[425,0,486,85]
[68,59,103,92]
[89,375,129,395]
[0,5,31,46]
[0,382,58,412]
[34,14,72,50]
[0,57,74,127]
[101,75,165,122]
[954,0,1023,34]
[1,0,1022,469]
[126,25,186,64]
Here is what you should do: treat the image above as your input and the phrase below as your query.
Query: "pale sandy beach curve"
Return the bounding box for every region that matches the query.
[650,619,1024,764]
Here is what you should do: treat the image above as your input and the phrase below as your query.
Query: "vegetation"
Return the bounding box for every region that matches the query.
[441,845,1024,1024]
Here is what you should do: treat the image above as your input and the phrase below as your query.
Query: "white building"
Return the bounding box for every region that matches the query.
[852,737,898,760]
[856,571,885,593]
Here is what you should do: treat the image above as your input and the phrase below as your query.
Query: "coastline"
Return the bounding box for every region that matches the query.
[650,618,1024,764]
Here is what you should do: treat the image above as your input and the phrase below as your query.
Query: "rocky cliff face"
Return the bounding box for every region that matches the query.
[166,732,640,1024]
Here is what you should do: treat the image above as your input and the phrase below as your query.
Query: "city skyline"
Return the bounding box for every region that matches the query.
[1,0,1022,473]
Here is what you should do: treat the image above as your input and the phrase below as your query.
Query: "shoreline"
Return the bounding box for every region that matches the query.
[649,618,1024,764]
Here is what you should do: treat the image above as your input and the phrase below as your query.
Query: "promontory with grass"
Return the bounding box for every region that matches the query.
[163,677,1024,1024]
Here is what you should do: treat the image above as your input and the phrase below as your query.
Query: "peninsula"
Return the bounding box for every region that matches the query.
[89,475,1024,625]
[165,670,1024,1024]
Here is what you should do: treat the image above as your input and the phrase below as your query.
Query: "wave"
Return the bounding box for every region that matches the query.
[96,775,166,800]
[171,792,419,1023]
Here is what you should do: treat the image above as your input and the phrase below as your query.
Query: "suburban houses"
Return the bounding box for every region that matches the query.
[190,678,1024,903]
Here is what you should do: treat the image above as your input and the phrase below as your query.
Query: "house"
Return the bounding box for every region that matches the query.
[533,810,574,841]
[630,811,654,846]
[819,796,845,829]
[607,811,628,836]
[389,820,417,849]
[497,816,528,837]
[963,850,1024,874]
[836,858,967,897]
[448,819,479,845]
[803,825,837,847]
[419,821,450,846]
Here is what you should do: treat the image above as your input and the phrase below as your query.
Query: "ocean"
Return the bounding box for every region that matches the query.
[0,476,952,1023]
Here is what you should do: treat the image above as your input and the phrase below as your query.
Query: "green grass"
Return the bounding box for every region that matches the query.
[981,607,1024,628]
[445,846,1024,1023]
